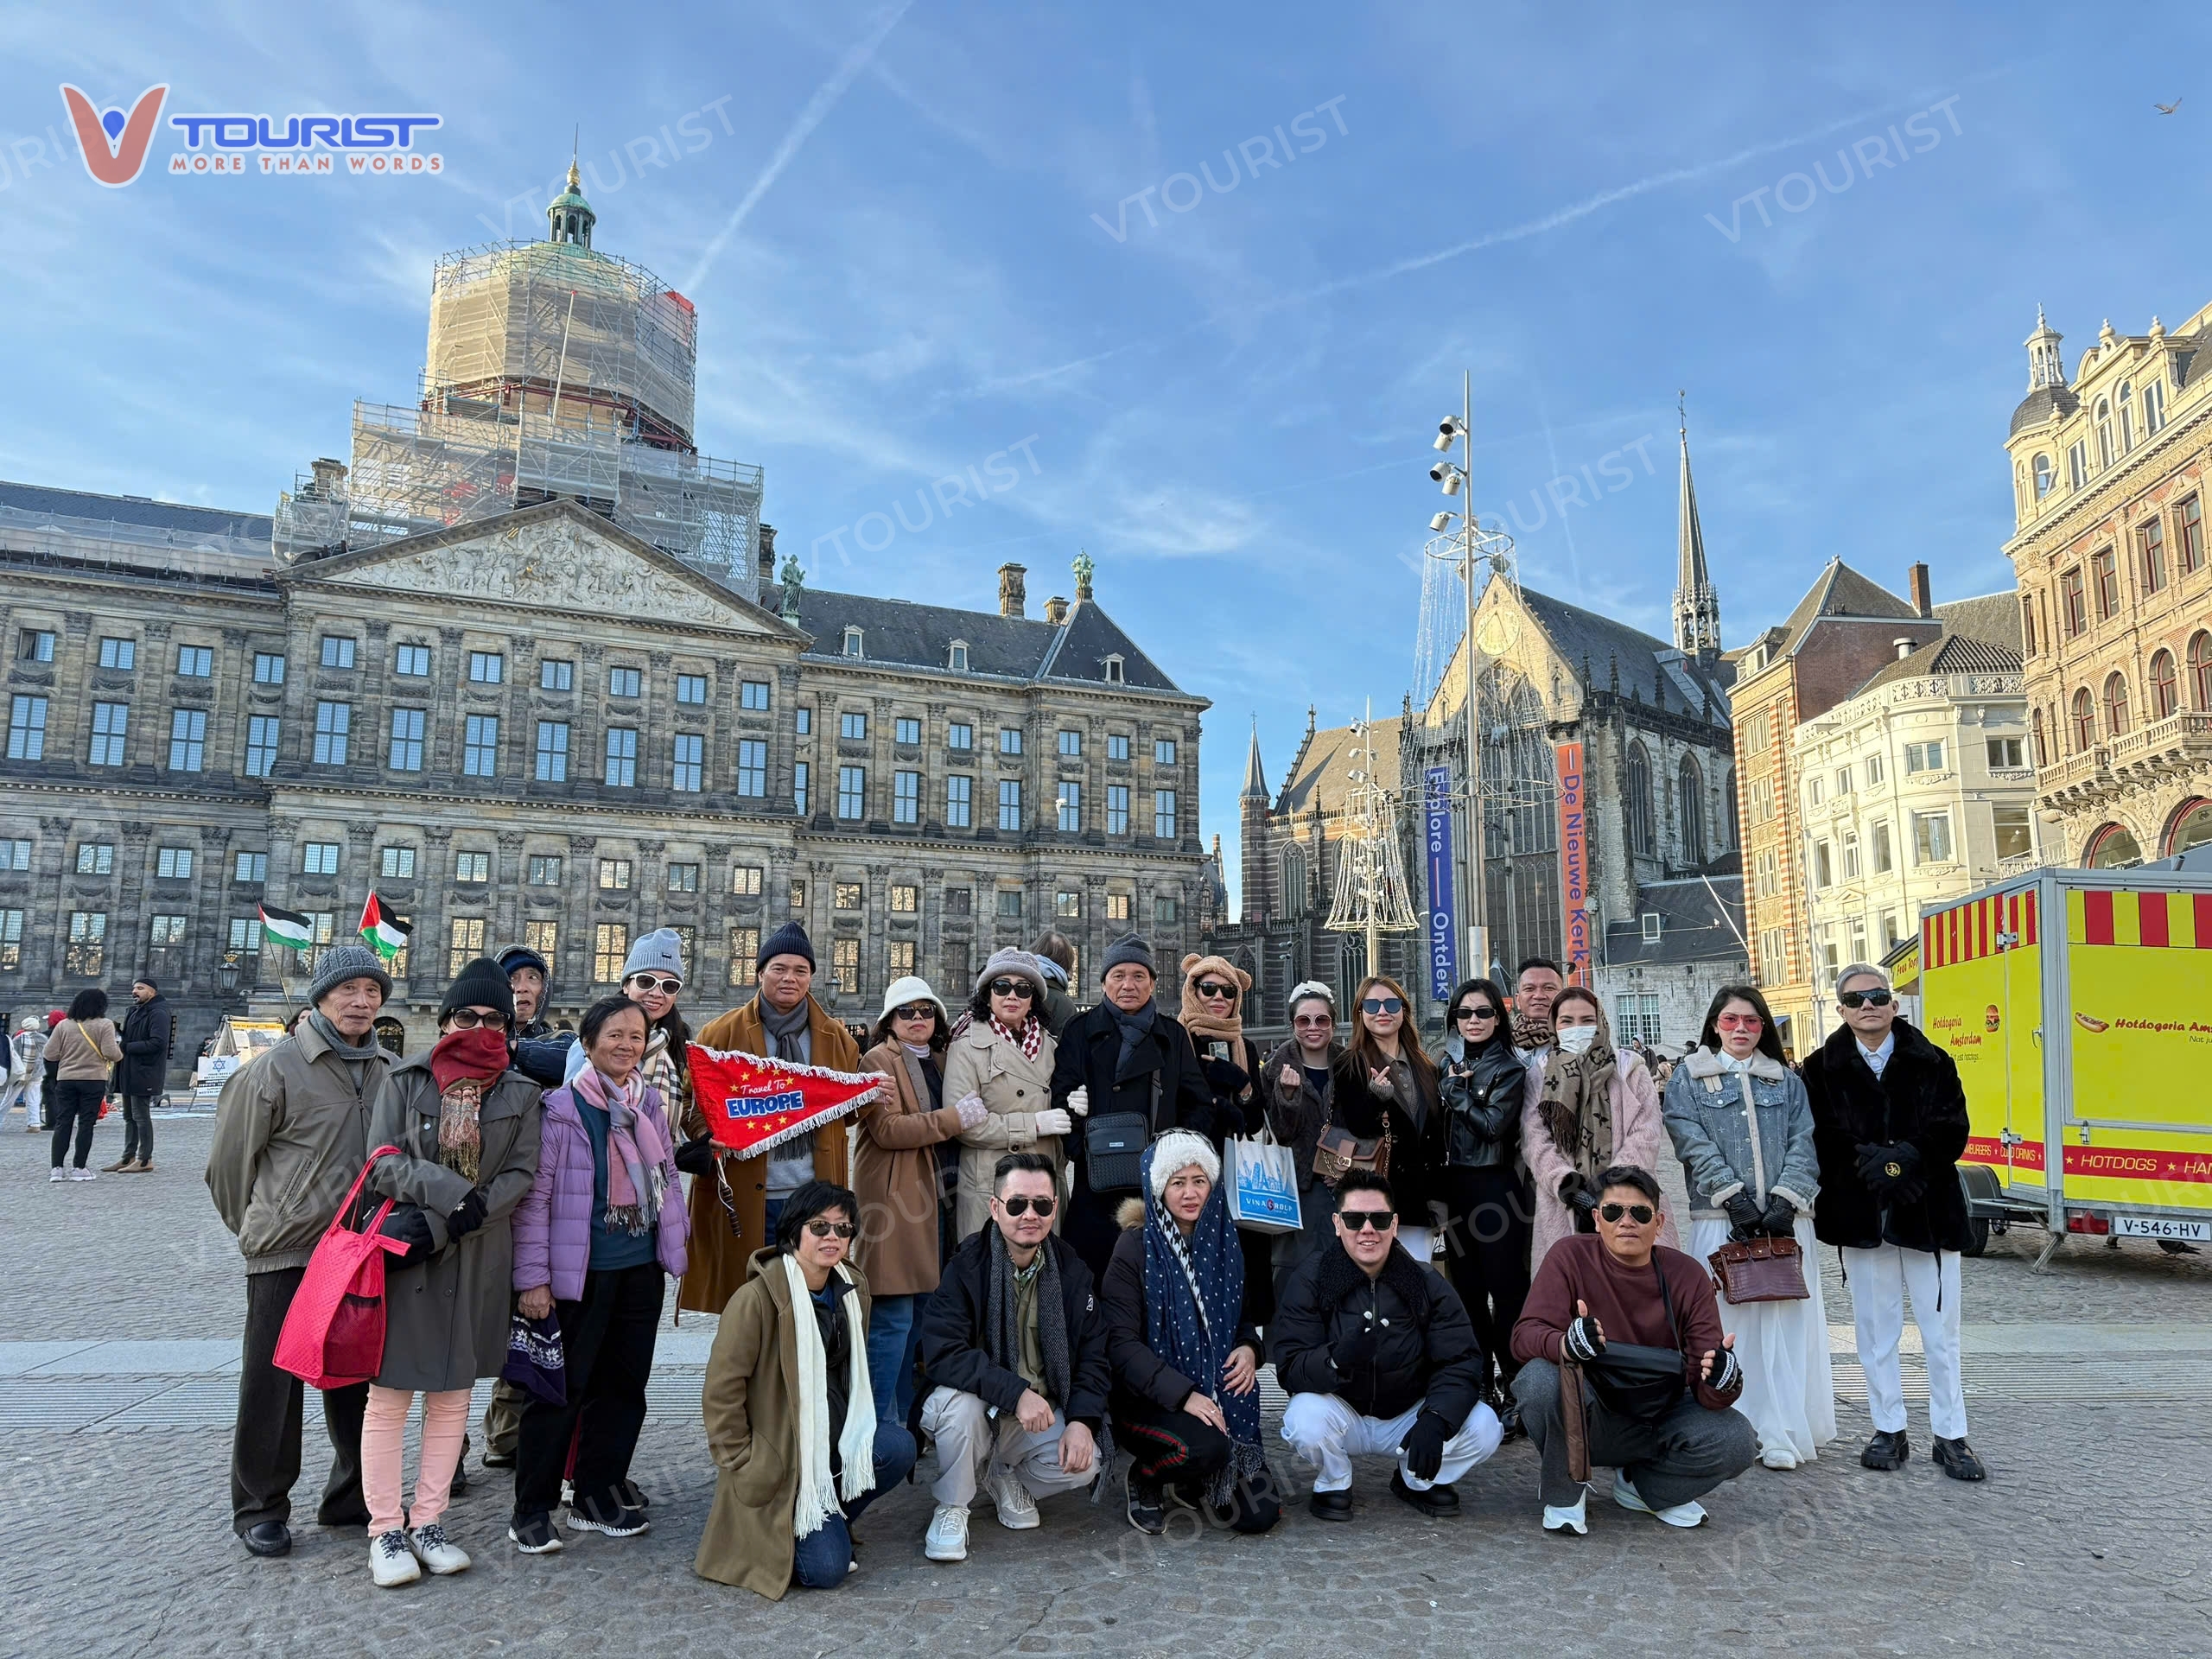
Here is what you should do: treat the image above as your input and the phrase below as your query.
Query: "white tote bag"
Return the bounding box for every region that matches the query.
[1225,1124,1302,1236]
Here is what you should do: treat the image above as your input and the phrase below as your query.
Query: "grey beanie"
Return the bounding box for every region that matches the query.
[622,927,685,982]
[1102,932,1155,979]
[976,947,1050,1006]
[308,944,392,1007]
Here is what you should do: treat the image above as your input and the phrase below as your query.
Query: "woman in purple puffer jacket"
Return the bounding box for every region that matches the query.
[508,995,690,1554]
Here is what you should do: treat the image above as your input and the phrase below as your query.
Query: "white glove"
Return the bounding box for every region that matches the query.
[954,1093,988,1129]
[1033,1108,1073,1137]
[1065,1085,1090,1118]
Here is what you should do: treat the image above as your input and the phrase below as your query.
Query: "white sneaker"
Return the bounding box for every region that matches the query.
[983,1466,1039,1529]
[369,1529,423,1587]
[68,1166,95,1181]
[408,1522,471,1575]
[1541,1491,1589,1535]
[924,1503,970,1561]
[1612,1473,1707,1529]
[1760,1446,1801,1471]
[48,1167,65,1183]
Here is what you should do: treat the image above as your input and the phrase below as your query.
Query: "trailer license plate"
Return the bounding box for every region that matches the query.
[2112,1216,2212,1242]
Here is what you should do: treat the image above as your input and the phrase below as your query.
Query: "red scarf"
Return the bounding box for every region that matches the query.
[430,1026,510,1091]
[991,1016,1043,1063]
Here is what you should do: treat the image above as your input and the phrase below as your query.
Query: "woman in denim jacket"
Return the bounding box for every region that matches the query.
[1662,982,1834,1471]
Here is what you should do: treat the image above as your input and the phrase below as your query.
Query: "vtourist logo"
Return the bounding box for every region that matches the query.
[59,84,168,187]
[59,85,443,185]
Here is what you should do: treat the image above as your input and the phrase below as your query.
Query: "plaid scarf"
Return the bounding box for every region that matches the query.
[990,1015,1043,1064]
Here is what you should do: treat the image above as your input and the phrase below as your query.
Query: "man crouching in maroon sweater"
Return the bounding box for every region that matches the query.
[1510,1164,1755,1534]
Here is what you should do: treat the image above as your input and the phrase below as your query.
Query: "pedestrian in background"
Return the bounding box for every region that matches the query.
[109,975,172,1173]
[694,1179,918,1597]
[1511,957,1566,1064]
[359,959,543,1586]
[1330,974,1444,1260]
[1262,981,1344,1302]
[207,945,395,1558]
[855,975,982,1424]
[1522,988,1675,1268]
[947,949,1065,1240]
[3,1014,40,1130]
[1663,983,1833,1471]
[508,995,689,1554]
[680,922,855,1318]
[1435,976,1535,1429]
[45,987,121,1182]
[1027,931,1084,1036]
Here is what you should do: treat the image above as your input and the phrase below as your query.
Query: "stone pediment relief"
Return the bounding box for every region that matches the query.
[315,514,780,637]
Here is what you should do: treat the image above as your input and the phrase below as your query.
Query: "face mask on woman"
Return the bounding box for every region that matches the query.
[1556,1024,1599,1056]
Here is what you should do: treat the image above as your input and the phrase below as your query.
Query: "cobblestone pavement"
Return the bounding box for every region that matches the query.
[6,1112,2209,1656]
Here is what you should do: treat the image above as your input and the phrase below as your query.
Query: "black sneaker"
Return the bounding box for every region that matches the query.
[1390,1472,1460,1517]
[1860,1429,1910,1471]
[448,1460,469,1497]
[1308,1489,1354,1522]
[480,1449,517,1469]
[1932,1436,1986,1482]
[508,1512,563,1554]
[566,1503,650,1538]
[616,1478,652,1511]
[1126,1478,1166,1535]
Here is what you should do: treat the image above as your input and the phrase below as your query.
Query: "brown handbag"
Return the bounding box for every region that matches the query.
[1312,1119,1390,1186]
[1707,1234,1811,1305]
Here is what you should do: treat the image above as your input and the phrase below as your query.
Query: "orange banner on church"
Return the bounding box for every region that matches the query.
[1556,741,1589,984]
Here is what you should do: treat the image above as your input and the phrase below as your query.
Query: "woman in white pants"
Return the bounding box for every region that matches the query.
[1662,983,1835,1471]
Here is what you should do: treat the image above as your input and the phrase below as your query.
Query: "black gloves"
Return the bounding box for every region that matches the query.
[1704,1344,1743,1394]
[447,1189,487,1242]
[1400,1411,1450,1482]
[1758,1193,1796,1237]
[1857,1141,1924,1202]
[673,1135,720,1176]
[1562,1314,1605,1363]
[1332,1321,1380,1378]
[1722,1190,1764,1240]
[1200,1056,1250,1097]
[378,1204,436,1262]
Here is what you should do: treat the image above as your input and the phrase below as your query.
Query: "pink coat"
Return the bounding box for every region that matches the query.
[512,1084,689,1302]
[1519,1050,1680,1267]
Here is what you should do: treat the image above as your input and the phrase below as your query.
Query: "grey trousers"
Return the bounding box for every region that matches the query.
[919,1387,1096,1510]
[1513,1357,1756,1510]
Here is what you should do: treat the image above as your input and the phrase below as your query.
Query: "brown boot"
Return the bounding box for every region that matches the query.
[127,1160,154,1173]
[101,1157,134,1173]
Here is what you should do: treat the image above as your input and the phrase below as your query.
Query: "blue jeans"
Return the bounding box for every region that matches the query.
[864,1295,919,1425]
[791,1421,918,1589]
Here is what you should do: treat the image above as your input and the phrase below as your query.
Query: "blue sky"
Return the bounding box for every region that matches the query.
[3,3,2207,904]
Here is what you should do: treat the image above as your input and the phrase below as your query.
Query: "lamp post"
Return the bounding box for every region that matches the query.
[215,951,241,1001]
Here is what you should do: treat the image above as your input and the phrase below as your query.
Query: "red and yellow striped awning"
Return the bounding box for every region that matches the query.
[2070,887,2212,948]
[1922,890,2039,970]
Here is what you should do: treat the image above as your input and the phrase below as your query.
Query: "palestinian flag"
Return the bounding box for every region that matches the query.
[359,893,412,963]
[258,903,315,951]
[686,1045,882,1160]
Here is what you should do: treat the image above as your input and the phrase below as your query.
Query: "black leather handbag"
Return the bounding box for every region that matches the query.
[1582,1259,1688,1424]
[1084,1074,1159,1196]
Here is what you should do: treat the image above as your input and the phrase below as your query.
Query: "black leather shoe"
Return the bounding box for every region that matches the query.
[1390,1472,1460,1517]
[1308,1489,1354,1522]
[448,1460,469,1497]
[1860,1429,1910,1471]
[242,1521,291,1557]
[1497,1402,1525,1443]
[1933,1437,1986,1482]
[480,1449,517,1469]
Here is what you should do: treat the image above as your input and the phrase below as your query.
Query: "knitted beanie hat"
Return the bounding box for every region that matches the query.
[621,926,685,982]
[440,957,516,1025]
[756,918,816,972]
[976,947,1049,1005]
[1147,1128,1220,1200]
[308,944,393,1007]
[1101,932,1155,979]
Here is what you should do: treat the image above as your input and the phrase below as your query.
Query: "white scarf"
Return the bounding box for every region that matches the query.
[782,1253,876,1539]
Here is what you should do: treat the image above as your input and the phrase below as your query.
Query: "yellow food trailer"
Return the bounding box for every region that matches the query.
[1920,868,2212,1268]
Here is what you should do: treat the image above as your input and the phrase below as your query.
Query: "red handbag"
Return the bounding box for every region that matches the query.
[1707,1234,1812,1305]
[273,1146,409,1389]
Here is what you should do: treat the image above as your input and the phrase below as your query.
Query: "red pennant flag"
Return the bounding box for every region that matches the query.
[686,1045,882,1159]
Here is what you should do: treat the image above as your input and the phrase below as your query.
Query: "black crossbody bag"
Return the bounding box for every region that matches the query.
[1582,1257,1688,1425]
[1084,1072,1158,1196]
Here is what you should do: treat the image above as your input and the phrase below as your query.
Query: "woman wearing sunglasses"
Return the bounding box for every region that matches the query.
[1263,982,1344,1300]
[944,950,1066,1241]
[359,960,544,1586]
[1523,987,1676,1270]
[563,929,694,1128]
[695,1179,918,1597]
[855,977,986,1424]
[1436,976,1535,1427]
[1330,974,1445,1261]
[509,995,690,1554]
[1174,952,1275,1326]
[1662,982,1833,1471]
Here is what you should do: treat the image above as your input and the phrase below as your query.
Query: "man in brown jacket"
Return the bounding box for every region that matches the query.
[679,922,856,1317]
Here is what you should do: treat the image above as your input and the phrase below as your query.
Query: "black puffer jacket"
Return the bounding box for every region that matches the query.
[1439,1042,1527,1169]
[1271,1239,1481,1425]
[913,1228,1111,1433]
[1802,1019,1971,1254]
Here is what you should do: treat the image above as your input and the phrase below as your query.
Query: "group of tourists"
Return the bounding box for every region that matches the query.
[7,976,174,1175]
[205,924,1982,1595]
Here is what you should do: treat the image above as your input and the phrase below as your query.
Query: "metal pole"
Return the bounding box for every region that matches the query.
[1460,370,1486,981]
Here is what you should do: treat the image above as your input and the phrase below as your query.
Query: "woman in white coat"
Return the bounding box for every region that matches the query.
[942,950,1065,1240]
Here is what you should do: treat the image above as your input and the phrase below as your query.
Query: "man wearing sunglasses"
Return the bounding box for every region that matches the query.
[1511,1166,1754,1534]
[915,1152,1109,1562]
[1274,1170,1500,1521]
[1802,964,1982,1482]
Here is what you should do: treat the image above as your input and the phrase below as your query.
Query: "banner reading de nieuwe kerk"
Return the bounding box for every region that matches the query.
[1555,742,1590,984]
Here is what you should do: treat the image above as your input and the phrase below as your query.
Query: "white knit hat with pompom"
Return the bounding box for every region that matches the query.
[1147,1129,1220,1200]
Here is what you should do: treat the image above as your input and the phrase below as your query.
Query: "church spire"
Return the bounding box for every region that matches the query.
[2024,306,2066,390]
[1242,717,1269,801]
[546,146,595,249]
[1672,392,1721,658]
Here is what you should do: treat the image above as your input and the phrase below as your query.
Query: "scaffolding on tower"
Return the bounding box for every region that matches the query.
[1324,701,1421,977]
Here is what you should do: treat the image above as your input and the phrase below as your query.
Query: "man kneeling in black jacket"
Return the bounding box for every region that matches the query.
[1273,1170,1501,1519]
[914,1152,1110,1563]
